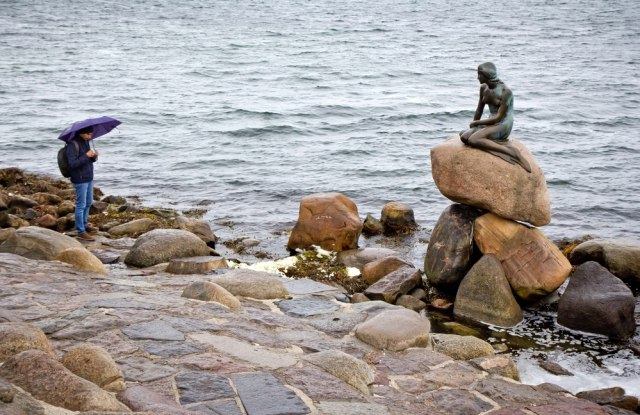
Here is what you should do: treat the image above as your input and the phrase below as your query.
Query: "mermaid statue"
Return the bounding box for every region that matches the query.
[460,62,531,172]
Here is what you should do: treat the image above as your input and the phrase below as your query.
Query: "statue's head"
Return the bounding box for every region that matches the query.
[477,62,499,83]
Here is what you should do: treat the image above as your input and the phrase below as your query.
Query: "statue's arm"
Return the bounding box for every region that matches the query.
[472,88,512,127]
[470,86,485,126]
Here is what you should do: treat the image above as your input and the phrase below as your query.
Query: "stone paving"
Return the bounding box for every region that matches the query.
[0,251,629,415]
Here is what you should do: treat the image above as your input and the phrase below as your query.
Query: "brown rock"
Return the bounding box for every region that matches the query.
[395,294,427,312]
[57,200,75,216]
[354,308,431,351]
[576,387,638,411]
[0,228,16,244]
[0,322,55,362]
[287,192,362,252]
[109,218,155,237]
[35,213,57,228]
[380,201,417,235]
[363,266,421,303]
[431,136,550,226]
[0,350,128,412]
[30,192,63,205]
[175,216,218,247]
[361,256,412,285]
[474,213,571,301]
[470,354,520,381]
[55,247,107,274]
[60,345,125,392]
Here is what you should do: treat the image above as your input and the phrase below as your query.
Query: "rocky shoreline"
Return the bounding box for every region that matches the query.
[1,167,639,415]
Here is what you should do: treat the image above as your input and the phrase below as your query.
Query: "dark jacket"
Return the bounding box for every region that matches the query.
[66,137,96,184]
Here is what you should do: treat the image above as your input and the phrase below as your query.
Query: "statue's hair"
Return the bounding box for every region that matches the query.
[477,62,499,82]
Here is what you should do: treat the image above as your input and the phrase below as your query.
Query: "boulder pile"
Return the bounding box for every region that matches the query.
[428,135,569,328]
[428,136,636,339]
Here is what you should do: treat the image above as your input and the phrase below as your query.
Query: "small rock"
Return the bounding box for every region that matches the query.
[395,294,427,312]
[362,213,384,236]
[362,255,413,285]
[539,360,574,376]
[380,201,418,235]
[35,213,57,228]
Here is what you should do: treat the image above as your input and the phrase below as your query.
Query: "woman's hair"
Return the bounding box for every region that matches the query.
[77,126,94,135]
[477,62,499,82]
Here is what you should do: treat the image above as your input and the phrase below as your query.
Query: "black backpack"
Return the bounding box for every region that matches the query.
[57,141,80,178]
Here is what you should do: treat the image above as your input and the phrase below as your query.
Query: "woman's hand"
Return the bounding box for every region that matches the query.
[87,150,97,158]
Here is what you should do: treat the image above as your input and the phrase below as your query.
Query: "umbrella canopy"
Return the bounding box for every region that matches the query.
[57,116,121,143]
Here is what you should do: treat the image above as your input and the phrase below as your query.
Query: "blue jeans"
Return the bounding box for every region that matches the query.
[72,181,93,234]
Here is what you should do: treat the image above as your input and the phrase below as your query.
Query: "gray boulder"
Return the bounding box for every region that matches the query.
[124,229,210,268]
[0,226,82,260]
[453,255,523,328]
[558,261,636,339]
[424,204,483,291]
[569,239,640,286]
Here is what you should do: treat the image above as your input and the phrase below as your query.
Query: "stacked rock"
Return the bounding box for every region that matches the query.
[427,136,571,328]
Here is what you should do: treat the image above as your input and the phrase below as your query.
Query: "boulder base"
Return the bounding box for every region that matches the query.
[431,136,550,226]
[287,192,362,252]
[474,213,571,301]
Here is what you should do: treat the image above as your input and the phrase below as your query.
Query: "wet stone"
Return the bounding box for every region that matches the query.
[117,356,179,382]
[191,399,244,415]
[143,341,204,357]
[122,319,185,341]
[231,372,310,415]
[275,297,339,317]
[176,371,236,405]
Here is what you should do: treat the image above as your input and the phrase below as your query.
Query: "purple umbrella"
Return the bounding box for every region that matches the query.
[57,116,122,143]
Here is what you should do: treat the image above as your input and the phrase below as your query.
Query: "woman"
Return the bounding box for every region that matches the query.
[67,126,99,240]
[460,62,531,173]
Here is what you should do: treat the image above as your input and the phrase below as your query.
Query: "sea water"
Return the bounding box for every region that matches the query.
[1,0,639,395]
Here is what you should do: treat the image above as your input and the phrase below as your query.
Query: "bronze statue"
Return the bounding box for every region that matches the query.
[460,62,531,172]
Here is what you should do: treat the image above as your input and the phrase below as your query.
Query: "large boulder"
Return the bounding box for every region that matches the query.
[424,204,483,291]
[0,349,129,412]
[287,192,362,252]
[558,261,636,339]
[60,345,125,392]
[453,255,523,327]
[0,226,82,260]
[474,213,571,302]
[380,201,417,235]
[124,229,210,268]
[431,136,550,226]
[354,308,431,351]
[569,239,640,286]
[0,322,55,362]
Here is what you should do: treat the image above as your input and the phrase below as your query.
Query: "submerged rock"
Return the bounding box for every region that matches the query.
[380,201,418,235]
